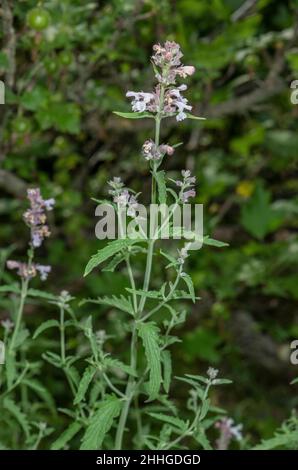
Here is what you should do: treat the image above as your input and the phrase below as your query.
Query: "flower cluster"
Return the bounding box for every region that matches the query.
[176,170,196,202]
[6,260,51,281]
[152,41,195,85]
[142,139,174,161]
[215,417,243,450]
[108,177,139,217]
[177,245,189,265]
[126,41,195,121]
[24,188,55,248]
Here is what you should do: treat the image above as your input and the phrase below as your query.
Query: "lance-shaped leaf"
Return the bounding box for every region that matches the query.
[161,350,172,394]
[74,365,96,405]
[155,170,167,204]
[84,239,140,277]
[33,319,60,339]
[3,398,30,438]
[80,395,121,450]
[186,113,206,120]
[113,111,154,119]
[137,322,162,401]
[51,421,82,450]
[80,295,134,316]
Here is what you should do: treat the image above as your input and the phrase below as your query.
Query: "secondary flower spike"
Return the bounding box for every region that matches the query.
[23,188,55,248]
[126,41,195,121]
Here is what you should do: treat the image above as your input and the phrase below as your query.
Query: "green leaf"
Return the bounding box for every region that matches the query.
[147,412,188,432]
[80,395,121,450]
[155,171,167,204]
[113,111,154,119]
[36,102,81,134]
[102,253,126,272]
[161,350,172,394]
[137,322,162,401]
[27,289,57,301]
[104,357,137,377]
[186,113,206,120]
[240,183,282,239]
[3,397,30,438]
[23,379,56,414]
[5,352,16,388]
[203,236,229,247]
[14,328,29,348]
[80,295,134,315]
[199,398,210,420]
[0,284,20,294]
[84,239,140,276]
[180,273,196,303]
[51,422,82,450]
[195,429,212,450]
[33,319,60,339]
[74,365,96,405]
[126,288,162,299]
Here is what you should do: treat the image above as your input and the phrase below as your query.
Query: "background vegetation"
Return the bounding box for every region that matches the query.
[0,0,298,447]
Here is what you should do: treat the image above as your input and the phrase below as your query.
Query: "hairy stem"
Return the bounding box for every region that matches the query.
[9,250,33,354]
[115,89,165,447]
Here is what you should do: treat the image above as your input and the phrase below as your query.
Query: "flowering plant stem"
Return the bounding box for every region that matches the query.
[115,107,163,449]
[8,248,33,354]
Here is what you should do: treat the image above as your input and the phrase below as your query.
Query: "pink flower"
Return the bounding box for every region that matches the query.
[215,417,243,450]
[142,140,174,161]
[24,188,55,248]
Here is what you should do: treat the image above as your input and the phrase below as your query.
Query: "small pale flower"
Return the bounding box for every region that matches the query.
[126,91,155,113]
[181,189,196,203]
[207,367,219,380]
[36,264,51,281]
[215,417,243,450]
[1,319,14,332]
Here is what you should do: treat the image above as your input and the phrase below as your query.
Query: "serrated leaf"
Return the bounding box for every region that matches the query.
[147,412,187,431]
[199,398,210,420]
[155,171,167,204]
[113,111,154,119]
[80,295,134,315]
[3,397,30,438]
[195,429,212,450]
[138,322,162,401]
[105,357,137,377]
[84,239,140,276]
[51,421,82,450]
[126,288,162,299]
[74,366,96,405]
[33,320,60,339]
[161,350,172,394]
[102,253,126,272]
[180,273,196,303]
[80,395,121,450]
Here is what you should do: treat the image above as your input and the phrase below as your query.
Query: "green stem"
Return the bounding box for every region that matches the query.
[59,305,66,364]
[115,83,165,450]
[9,250,33,354]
